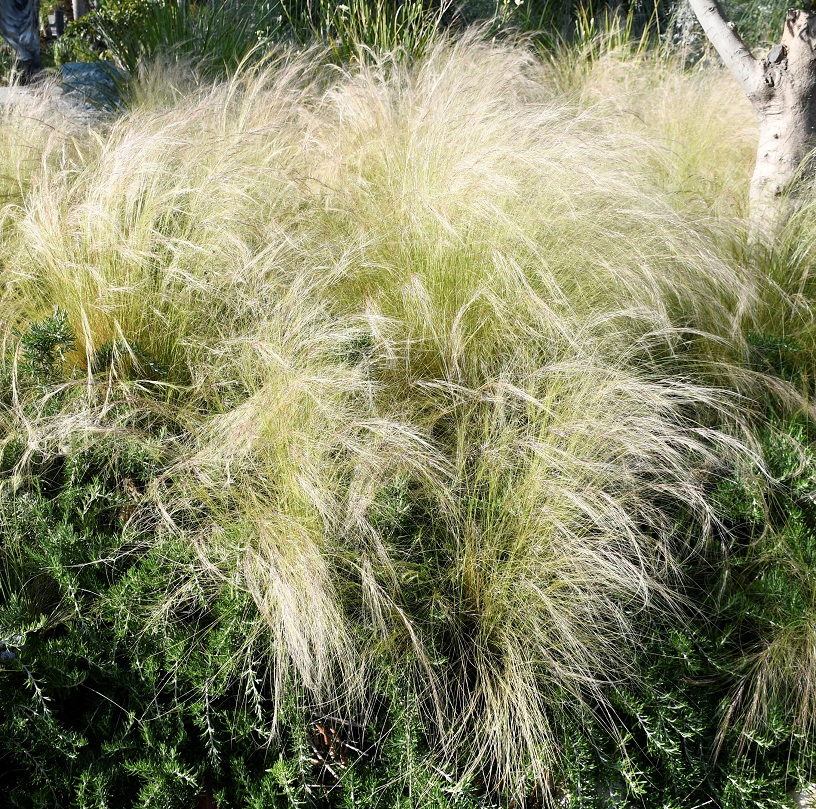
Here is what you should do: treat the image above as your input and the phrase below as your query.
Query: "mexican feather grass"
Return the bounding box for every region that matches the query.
[0,34,809,797]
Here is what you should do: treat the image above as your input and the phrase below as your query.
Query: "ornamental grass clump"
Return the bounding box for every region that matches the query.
[0,85,76,207]
[0,35,799,799]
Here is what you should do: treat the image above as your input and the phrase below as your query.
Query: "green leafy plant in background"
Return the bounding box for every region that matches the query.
[724,0,795,48]
[54,0,279,74]
[50,0,670,78]
[53,0,448,73]
[44,0,816,80]
[286,0,447,63]
[664,0,816,56]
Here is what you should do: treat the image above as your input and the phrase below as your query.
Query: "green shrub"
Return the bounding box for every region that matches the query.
[54,0,278,75]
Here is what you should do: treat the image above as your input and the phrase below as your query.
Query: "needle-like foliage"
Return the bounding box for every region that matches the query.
[0,33,814,803]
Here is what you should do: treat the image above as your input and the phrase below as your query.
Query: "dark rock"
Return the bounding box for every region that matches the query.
[60,60,127,110]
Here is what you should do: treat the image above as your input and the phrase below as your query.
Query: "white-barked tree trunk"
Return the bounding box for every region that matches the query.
[688,1,816,235]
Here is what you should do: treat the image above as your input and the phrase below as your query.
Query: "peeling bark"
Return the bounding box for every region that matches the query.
[748,10,816,233]
[0,0,42,79]
[688,1,816,236]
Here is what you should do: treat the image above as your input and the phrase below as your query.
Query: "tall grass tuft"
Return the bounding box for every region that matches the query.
[2,31,812,797]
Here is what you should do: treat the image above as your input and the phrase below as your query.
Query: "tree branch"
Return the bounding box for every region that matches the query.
[687,0,760,96]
